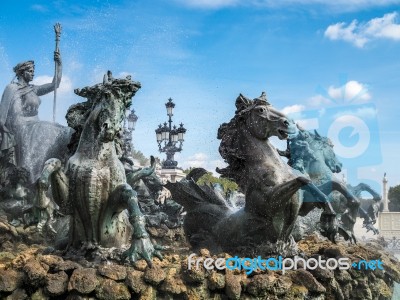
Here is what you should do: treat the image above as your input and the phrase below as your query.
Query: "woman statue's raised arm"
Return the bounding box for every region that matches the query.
[36,50,62,96]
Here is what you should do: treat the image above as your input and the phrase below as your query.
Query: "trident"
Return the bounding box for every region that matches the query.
[53,23,61,123]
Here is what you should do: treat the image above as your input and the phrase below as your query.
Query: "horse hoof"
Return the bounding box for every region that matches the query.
[330,234,337,244]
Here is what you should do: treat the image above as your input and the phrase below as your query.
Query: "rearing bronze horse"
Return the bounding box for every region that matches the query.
[284,127,380,241]
[39,75,162,264]
[167,93,348,255]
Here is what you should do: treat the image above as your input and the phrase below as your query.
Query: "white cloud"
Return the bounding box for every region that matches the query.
[185,152,208,166]
[308,95,332,107]
[281,104,306,121]
[32,75,73,95]
[327,80,371,103]
[333,107,378,121]
[307,80,371,107]
[297,118,319,130]
[325,12,400,47]
[179,152,226,175]
[281,104,305,115]
[292,80,373,130]
[364,12,400,39]
[176,0,400,11]
[281,105,322,130]
[324,21,368,48]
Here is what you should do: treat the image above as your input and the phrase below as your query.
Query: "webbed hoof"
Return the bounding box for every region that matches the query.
[122,237,164,267]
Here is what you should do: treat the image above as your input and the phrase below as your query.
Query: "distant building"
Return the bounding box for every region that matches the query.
[379,173,400,239]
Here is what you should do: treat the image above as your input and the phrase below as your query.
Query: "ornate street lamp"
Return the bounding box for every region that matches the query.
[177,123,187,142]
[122,108,138,158]
[127,109,138,131]
[166,98,175,117]
[155,98,187,169]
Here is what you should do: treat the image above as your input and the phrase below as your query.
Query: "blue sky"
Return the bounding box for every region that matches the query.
[1,0,400,191]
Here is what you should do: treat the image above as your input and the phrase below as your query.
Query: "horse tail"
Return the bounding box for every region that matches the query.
[165,177,230,212]
[165,171,231,243]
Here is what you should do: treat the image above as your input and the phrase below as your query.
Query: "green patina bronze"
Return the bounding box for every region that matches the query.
[38,75,162,265]
[286,127,381,241]
[166,93,348,256]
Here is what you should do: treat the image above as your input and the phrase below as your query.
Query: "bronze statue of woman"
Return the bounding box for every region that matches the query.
[0,51,71,183]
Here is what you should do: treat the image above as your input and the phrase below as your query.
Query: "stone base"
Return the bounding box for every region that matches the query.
[379,212,400,239]
[0,232,399,300]
[157,168,186,183]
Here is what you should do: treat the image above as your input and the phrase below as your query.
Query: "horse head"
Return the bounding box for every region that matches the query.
[217,92,296,183]
[74,75,141,145]
[310,130,342,174]
[96,94,125,142]
[235,92,297,140]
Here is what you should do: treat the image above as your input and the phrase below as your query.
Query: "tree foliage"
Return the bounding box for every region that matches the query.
[389,185,400,212]
[183,168,238,195]
[131,148,150,166]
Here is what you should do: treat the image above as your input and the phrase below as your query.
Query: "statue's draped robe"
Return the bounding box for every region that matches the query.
[0,83,72,183]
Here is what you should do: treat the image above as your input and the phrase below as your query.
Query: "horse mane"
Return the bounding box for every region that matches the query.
[65,102,91,155]
[217,93,268,182]
[65,75,141,155]
[307,130,333,150]
[216,119,246,182]
[288,129,333,169]
[74,77,141,109]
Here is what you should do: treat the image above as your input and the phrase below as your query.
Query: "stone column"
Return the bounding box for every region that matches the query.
[383,173,389,212]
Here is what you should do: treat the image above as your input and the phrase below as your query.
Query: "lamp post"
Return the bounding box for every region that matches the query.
[155,98,186,169]
[122,108,138,158]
